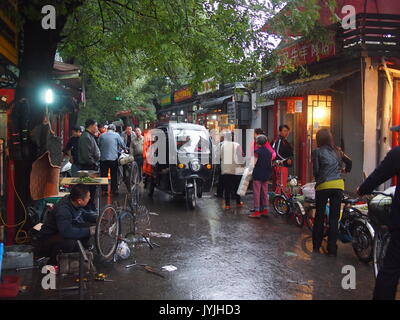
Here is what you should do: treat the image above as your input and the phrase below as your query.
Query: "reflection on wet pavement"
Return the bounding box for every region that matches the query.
[9,187,378,300]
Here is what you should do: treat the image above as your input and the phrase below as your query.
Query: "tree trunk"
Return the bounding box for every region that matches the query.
[10,2,81,237]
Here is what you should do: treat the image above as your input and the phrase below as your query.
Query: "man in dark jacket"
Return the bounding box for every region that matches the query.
[358,125,400,300]
[272,124,294,192]
[78,119,100,210]
[63,126,82,177]
[36,185,97,265]
[79,119,100,171]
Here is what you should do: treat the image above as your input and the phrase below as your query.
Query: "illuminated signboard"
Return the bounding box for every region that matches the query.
[160,94,172,106]
[0,0,18,65]
[174,87,192,103]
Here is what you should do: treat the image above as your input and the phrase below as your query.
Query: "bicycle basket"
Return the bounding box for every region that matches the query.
[368,195,392,226]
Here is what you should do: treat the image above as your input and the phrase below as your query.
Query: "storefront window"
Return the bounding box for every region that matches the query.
[307,95,332,151]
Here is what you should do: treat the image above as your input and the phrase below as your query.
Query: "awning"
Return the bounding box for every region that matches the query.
[261,71,359,99]
[157,100,198,114]
[200,95,233,109]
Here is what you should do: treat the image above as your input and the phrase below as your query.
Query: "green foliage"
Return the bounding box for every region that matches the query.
[262,0,338,74]
[22,0,339,122]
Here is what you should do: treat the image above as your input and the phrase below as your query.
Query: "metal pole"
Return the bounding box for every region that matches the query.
[79,250,84,300]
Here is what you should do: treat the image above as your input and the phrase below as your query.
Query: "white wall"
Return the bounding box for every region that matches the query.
[363,57,379,178]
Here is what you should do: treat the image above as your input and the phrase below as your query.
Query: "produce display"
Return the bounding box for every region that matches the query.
[71,177,102,184]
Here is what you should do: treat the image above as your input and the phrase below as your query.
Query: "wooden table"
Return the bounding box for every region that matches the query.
[60,177,109,213]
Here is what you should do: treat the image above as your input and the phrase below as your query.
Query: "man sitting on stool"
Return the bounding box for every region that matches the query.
[36,184,97,265]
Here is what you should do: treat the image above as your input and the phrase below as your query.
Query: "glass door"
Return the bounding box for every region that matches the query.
[306,95,333,182]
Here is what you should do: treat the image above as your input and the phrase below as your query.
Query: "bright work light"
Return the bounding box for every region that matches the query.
[45,89,54,104]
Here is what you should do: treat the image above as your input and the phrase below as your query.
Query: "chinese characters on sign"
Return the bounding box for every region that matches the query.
[174,87,193,103]
[276,40,336,70]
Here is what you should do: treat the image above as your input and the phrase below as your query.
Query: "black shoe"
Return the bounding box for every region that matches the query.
[312,248,321,254]
[214,193,223,198]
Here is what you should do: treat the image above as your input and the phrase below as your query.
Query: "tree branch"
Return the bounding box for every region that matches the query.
[103,0,127,24]
[97,0,106,33]
[102,0,157,20]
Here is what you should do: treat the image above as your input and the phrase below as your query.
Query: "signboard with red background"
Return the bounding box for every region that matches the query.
[174,87,192,103]
[276,39,336,70]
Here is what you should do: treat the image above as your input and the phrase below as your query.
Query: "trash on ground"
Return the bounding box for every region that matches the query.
[149,212,159,216]
[149,232,171,238]
[162,265,177,272]
[125,261,137,268]
[144,265,165,278]
[284,251,298,257]
[115,242,130,260]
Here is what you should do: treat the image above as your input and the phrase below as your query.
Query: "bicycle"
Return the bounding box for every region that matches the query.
[273,175,305,227]
[95,195,150,261]
[95,163,146,261]
[272,166,298,216]
[367,191,393,278]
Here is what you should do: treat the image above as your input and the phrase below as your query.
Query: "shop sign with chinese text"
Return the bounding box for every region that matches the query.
[174,87,193,103]
[198,78,220,95]
[276,39,336,70]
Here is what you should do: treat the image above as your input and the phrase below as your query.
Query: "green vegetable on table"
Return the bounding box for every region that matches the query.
[71,177,102,184]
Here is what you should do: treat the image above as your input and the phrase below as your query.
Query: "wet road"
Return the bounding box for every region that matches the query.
[8,186,379,300]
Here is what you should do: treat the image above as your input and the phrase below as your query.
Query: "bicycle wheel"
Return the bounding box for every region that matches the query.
[119,209,136,238]
[129,162,141,208]
[95,205,120,261]
[130,161,140,189]
[273,195,289,216]
[373,226,391,279]
[305,206,315,232]
[305,206,328,236]
[351,219,373,263]
[293,201,305,228]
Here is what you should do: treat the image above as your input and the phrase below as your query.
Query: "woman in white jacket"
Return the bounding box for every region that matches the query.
[220,131,244,209]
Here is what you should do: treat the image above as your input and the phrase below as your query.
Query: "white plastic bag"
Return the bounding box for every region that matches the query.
[302,182,316,200]
[237,167,253,197]
[115,241,131,260]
